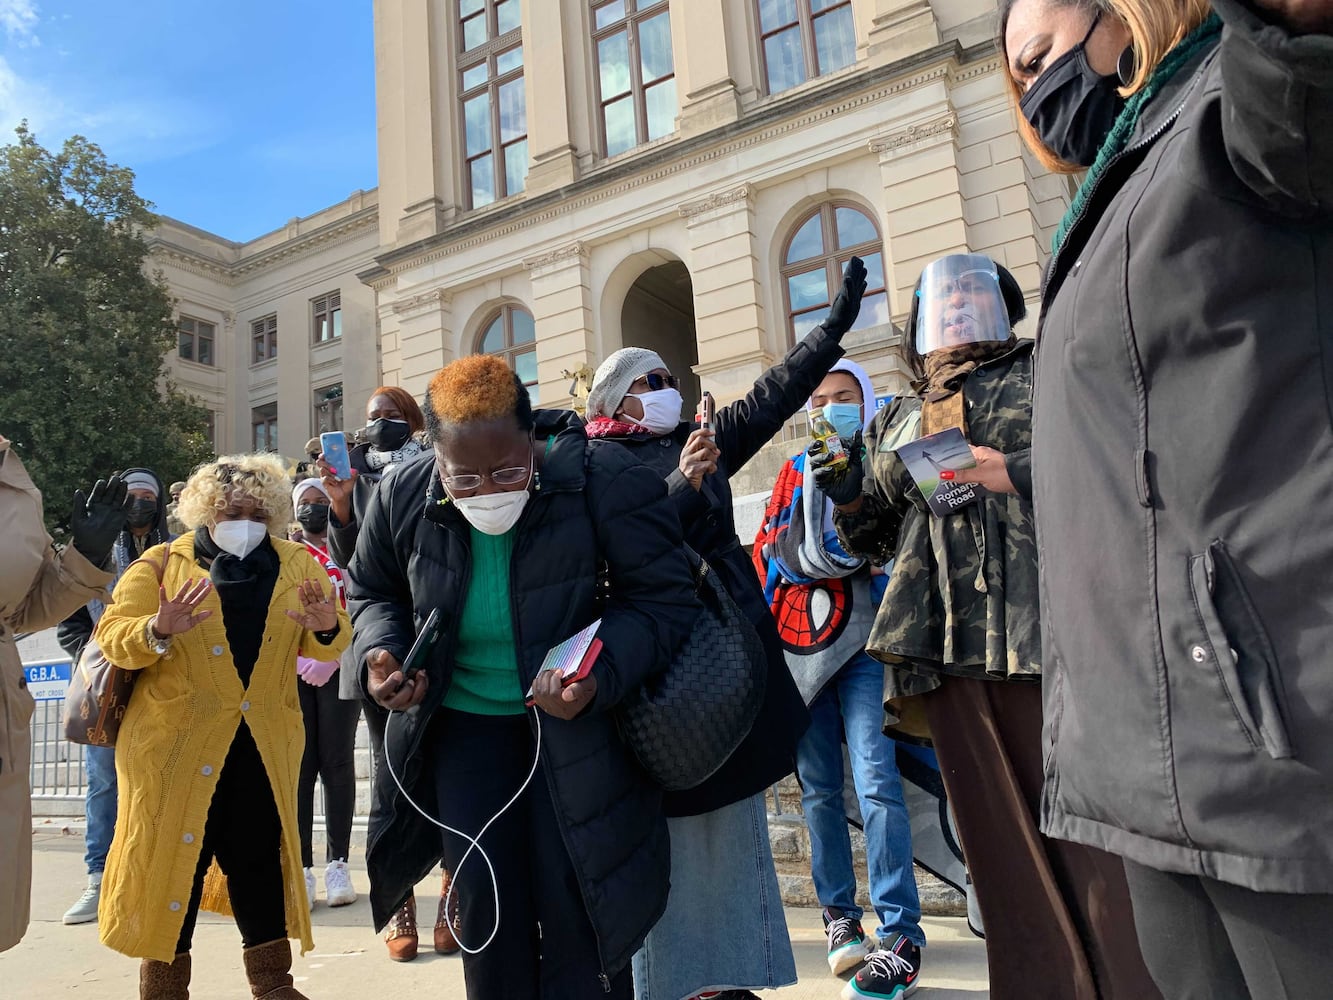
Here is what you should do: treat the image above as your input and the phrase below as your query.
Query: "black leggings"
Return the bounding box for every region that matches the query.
[430,709,631,1000]
[176,723,287,954]
[297,678,362,867]
[1124,859,1333,1000]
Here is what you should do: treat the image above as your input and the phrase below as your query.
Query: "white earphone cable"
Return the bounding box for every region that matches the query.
[382,703,543,955]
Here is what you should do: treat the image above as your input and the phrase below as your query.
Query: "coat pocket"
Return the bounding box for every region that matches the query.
[1187,540,1293,760]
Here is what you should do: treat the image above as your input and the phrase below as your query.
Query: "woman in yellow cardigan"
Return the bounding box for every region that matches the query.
[92,454,350,1000]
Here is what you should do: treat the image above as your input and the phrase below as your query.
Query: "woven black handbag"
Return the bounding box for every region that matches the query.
[616,548,767,791]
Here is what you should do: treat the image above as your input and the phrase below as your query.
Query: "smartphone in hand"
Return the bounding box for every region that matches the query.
[321,431,352,481]
[697,392,715,432]
[400,608,443,682]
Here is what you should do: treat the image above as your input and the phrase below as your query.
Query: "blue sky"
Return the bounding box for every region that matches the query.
[0,0,377,242]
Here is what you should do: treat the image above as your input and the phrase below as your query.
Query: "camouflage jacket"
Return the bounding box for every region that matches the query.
[834,341,1040,687]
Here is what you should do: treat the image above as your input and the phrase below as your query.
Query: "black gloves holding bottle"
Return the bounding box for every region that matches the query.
[811,431,866,507]
[820,256,870,339]
[70,474,130,565]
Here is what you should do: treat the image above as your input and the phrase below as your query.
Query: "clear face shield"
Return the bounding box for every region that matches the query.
[914,255,1011,355]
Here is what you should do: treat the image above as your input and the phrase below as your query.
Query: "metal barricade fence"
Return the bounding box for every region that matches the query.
[23,654,89,809]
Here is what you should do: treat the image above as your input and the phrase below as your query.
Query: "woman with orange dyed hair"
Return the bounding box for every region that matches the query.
[1000,0,1333,995]
[347,354,699,998]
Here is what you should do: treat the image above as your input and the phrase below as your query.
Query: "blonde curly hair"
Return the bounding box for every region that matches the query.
[176,453,294,532]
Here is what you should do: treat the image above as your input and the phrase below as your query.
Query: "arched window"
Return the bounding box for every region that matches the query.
[782,203,889,342]
[476,304,539,403]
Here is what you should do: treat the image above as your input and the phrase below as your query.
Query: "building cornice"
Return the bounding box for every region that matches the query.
[362,38,1001,286]
[149,205,380,285]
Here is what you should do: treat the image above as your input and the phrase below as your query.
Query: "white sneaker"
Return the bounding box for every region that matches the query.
[304,867,317,911]
[63,873,102,925]
[324,860,356,907]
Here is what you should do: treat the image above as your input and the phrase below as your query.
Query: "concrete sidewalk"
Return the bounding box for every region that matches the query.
[4,827,989,999]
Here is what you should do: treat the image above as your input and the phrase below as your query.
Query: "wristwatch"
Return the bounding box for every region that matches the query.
[145,617,173,656]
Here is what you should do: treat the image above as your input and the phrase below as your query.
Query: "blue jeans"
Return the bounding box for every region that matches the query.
[796,652,924,946]
[84,744,117,874]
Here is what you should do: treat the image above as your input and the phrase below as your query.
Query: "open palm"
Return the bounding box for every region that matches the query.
[286,578,339,632]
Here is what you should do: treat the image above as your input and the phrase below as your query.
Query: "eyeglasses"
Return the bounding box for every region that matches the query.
[630,372,680,392]
[442,466,530,493]
[920,269,998,299]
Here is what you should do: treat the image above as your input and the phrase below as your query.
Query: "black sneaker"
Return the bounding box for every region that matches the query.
[823,906,871,976]
[841,933,921,999]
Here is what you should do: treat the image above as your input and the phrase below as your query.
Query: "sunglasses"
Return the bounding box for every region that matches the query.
[631,373,680,392]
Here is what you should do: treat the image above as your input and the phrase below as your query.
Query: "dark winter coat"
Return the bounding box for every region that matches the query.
[346,411,700,978]
[1032,0,1333,893]
[834,342,1039,689]
[597,324,851,816]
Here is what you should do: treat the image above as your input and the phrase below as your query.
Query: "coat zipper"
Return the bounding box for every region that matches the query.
[507,486,614,992]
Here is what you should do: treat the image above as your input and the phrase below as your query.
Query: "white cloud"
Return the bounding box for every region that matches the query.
[0,0,40,45]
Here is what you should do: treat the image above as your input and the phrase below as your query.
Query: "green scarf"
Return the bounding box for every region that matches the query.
[1053,14,1223,257]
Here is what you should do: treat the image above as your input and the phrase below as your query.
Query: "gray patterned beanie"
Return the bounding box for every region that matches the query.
[586,347,668,419]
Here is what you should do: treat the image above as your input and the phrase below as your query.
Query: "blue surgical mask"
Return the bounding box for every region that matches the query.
[821,403,863,442]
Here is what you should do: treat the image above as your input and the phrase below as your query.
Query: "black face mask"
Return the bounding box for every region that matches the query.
[296,503,330,534]
[125,497,158,530]
[1019,13,1126,168]
[365,417,411,452]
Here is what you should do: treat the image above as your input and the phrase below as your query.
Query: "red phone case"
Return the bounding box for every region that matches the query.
[525,638,602,706]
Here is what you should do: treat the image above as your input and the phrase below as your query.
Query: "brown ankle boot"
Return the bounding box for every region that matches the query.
[385,895,418,962]
[241,939,309,999]
[139,953,190,999]
[433,872,461,955]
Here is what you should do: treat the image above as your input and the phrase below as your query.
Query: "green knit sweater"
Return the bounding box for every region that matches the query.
[442,528,524,716]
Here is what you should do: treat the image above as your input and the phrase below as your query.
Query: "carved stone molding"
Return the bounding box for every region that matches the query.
[678,183,754,221]
[522,241,588,274]
[391,287,452,317]
[869,114,957,156]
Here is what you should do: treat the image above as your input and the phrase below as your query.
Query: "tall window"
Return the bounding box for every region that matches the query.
[178,315,214,366]
[460,0,527,208]
[592,1,676,158]
[251,314,278,364]
[758,0,856,95]
[477,305,538,403]
[783,203,889,341]
[314,384,344,435]
[312,292,342,343]
[251,403,278,452]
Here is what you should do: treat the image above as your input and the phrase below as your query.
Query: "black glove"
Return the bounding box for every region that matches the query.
[810,431,866,506]
[821,256,869,338]
[70,474,129,563]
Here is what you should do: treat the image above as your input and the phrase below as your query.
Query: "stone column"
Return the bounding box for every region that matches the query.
[871,104,969,319]
[392,288,455,398]
[857,0,941,69]
[524,243,595,409]
[679,184,771,406]
[522,0,579,193]
[672,0,741,138]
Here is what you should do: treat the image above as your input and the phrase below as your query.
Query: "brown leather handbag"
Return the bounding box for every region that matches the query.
[63,550,167,747]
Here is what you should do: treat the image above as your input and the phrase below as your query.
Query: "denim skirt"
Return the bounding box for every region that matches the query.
[632,791,798,1000]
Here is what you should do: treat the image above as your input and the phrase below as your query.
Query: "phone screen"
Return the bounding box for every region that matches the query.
[321,432,351,480]
[400,609,443,681]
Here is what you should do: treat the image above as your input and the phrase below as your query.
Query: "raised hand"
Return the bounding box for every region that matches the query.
[71,474,130,562]
[822,256,869,338]
[678,429,720,491]
[285,578,339,632]
[316,454,356,526]
[810,430,866,507]
[153,578,214,636]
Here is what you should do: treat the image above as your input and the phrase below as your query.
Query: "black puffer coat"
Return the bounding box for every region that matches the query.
[1033,0,1333,892]
[597,324,849,815]
[347,411,700,978]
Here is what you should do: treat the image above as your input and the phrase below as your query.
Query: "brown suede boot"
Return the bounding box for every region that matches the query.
[385,895,418,962]
[433,872,461,955]
[242,939,309,1000]
[139,953,190,999]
